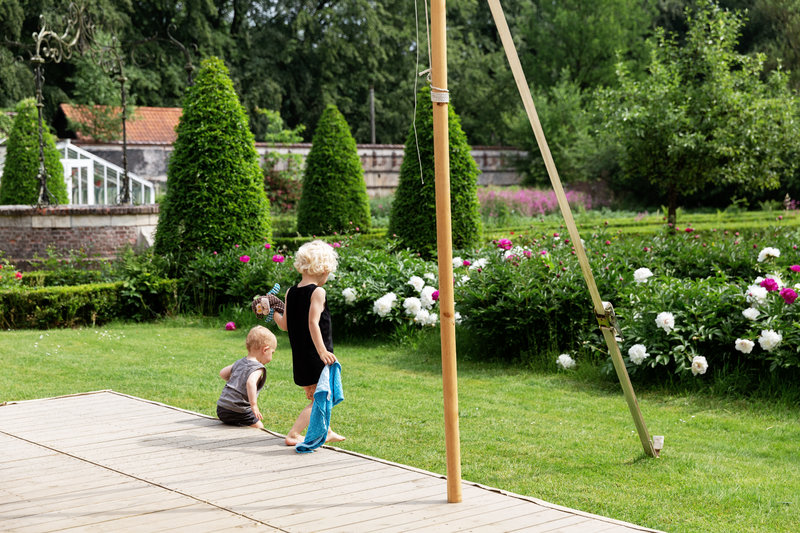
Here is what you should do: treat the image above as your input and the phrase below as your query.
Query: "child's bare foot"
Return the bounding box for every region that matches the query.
[326,430,346,443]
[285,433,303,446]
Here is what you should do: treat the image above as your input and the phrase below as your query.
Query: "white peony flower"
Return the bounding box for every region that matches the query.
[420,286,437,309]
[735,339,755,354]
[746,285,768,306]
[758,329,783,351]
[757,247,781,262]
[655,311,675,334]
[403,296,422,316]
[456,274,470,286]
[407,276,425,292]
[742,307,760,320]
[414,308,438,326]
[452,257,463,268]
[691,355,708,375]
[373,292,397,317]
[454,312,463,325]
[556,353,576,369]
[469,258,489,270]
[633,267,653,283]
[342,287,357,304]
[424,272,436,281]
[628,344,649,365]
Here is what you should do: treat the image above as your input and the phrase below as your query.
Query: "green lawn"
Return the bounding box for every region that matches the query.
[1,318,798,533]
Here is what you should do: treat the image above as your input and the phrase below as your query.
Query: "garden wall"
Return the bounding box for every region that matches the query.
[73,143,524,197]
[0,205,158,270]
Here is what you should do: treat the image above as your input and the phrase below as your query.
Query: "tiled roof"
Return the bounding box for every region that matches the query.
[60,104,182,144]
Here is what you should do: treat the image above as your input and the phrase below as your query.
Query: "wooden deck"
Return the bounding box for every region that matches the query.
[0,391,662,532]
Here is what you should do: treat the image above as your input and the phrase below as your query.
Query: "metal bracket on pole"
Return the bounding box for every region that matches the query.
[595,301,622,337]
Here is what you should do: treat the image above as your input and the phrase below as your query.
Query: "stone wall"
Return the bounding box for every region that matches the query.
[0,205,158,269]
[69,143,525,196]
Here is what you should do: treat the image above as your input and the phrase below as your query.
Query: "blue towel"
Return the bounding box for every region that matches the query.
[295,362,344,453]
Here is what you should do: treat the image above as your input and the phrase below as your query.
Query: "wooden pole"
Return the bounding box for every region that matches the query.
[431,0,463,502]
[487,0,656,457]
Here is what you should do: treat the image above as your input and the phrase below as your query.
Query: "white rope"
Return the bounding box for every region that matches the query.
[412,0,428,184]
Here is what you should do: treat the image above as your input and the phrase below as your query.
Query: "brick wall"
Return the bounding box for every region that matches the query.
[0,205,158,270]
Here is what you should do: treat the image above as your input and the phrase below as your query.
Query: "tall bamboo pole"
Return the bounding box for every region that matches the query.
[431,0,463,503]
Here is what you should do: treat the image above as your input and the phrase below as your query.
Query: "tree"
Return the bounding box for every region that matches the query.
[0,98,67,205]
[597,1,800,225]
[389,86,482,257]
[296,104,371,235]
[514,0,657,90]
[153,57,270,267]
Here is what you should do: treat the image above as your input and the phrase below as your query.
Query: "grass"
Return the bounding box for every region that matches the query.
[1,318,799,533]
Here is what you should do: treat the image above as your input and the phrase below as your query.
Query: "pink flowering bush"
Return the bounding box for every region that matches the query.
[477,186,595,217]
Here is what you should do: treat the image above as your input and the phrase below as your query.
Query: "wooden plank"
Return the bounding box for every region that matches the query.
[350,487,531,533]
[0,392,662,533]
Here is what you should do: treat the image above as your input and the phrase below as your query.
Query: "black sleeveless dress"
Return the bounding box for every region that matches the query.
[286,283,333,386]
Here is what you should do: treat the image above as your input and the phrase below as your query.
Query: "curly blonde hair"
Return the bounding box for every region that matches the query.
[293,239,338,275]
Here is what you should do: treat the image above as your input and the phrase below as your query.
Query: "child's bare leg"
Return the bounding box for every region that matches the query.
[326,428,346,443]
[285,402,312,445]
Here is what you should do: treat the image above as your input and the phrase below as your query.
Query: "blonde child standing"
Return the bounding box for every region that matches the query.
[216,326,276,429]
[273,240,345,446]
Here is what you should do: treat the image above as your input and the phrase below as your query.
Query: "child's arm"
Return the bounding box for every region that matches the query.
[309,287,337,365]
[246,369,265,421]
[219,365,233,381]
[272,288,288,331]
[273,308,287,331]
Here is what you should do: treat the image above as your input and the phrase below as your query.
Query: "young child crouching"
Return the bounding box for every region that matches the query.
[216,325,276,429]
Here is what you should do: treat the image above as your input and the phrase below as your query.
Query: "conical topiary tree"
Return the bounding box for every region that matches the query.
[296,104,371,236]
[389,86,481,256]
[0,98,67,205]
[154,57,271,267]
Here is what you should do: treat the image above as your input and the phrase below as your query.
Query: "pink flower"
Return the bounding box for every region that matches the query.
[272,254,285,263]
[523,250,532,258]
[463,259,471,267]
[264,243,272,249]
[15,271,23,279]
[432,290,439,301]
[213,251,218,255]
[685,227,694,233]
[780,288,798,304]
[234,244,240,248]
[225,321,236,330]
[239,255,250,263]
[553,232,560,237]
[332,242,342,248]
[540,250,547,256]
[497,238,512,250]
[605,240,611,245]
[790,265,800,272]
[760,278,780,292]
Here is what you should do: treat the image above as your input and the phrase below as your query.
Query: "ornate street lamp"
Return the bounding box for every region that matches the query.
[29,2,93,206]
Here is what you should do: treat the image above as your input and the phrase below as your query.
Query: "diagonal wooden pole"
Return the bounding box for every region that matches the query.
[486,0,656,457]
[431,0,463,501]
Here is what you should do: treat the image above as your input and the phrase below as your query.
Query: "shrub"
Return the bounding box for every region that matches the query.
[296,104,371,236]
[0,98,67,205]
[0,279,177,329]
[153,57,271,271]
[389,86,481,257]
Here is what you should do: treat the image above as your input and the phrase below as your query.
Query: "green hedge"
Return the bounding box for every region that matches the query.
[0,279,178,329]
[20,269,108,288]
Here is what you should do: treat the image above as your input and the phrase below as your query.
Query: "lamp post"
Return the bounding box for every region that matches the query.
[29,2,93,206]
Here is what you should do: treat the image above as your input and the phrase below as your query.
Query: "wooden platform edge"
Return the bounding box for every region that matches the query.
[2,390,664,533]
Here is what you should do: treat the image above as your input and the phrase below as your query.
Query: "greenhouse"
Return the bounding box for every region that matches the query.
[57,140,156,205]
